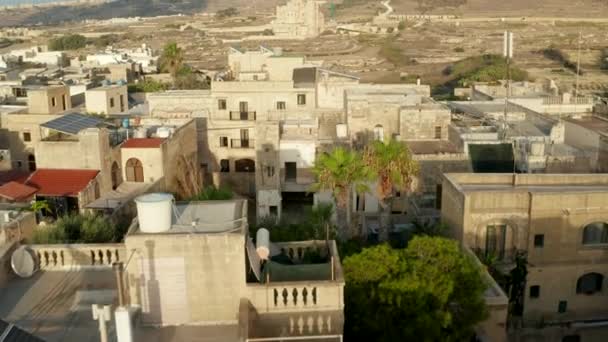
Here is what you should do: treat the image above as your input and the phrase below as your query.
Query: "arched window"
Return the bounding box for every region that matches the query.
[235,159,255,172]
[111,161,121,189]
[27,154,36,172]
[576,273,603,295]
[373,125,384,142]
[485,224,507,259]
[582,222,608,245]
[125,158,144,182]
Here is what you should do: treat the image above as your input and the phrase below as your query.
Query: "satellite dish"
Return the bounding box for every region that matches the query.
[11,246,39,278]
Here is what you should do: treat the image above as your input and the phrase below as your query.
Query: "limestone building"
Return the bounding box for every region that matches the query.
[441,173,608,341]
[0,198,347,341]
[146,46,431,220]
[271,0,326,39]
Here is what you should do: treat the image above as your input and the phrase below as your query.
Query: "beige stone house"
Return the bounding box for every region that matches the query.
[146,46,431,220]
[441,173,608,341]
[85,84,128,115]
[1,85,71,172]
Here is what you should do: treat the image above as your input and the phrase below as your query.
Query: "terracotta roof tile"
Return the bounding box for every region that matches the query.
[121,138,165,148]
[26,169,99,197]
[0,181,38,201]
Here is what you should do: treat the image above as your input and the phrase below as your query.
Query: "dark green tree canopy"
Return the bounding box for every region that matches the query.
[343,236,488,341]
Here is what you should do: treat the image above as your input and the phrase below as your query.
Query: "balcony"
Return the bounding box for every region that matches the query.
[281,167,315,192]
[230,111,257,121]
[231,139,255,149]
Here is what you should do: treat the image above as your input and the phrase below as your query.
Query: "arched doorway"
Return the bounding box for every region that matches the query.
[126,158,144,182]
[27,154,36,172]
[111,161,121,189]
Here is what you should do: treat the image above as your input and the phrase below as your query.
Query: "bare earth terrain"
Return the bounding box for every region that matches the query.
[1,0,608,97]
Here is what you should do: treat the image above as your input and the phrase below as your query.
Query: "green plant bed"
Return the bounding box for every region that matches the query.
[33,213,127,244]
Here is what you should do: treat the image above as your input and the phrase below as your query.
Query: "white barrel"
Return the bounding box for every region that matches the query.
[135,193,174,233]
[256,228,270,260]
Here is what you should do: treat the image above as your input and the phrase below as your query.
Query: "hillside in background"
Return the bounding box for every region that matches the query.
[390,0,608,17]
[0,0,279,26]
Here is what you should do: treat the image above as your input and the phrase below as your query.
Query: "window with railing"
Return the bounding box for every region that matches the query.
[229,111,256,121]
[231,139,255,148]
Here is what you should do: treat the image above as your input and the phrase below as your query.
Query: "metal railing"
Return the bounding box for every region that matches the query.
[231,139,255,149]
[230,111,257,121]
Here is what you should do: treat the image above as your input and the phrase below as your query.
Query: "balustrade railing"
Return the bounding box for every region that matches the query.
[247,282,344,314]
[29,243,126,270]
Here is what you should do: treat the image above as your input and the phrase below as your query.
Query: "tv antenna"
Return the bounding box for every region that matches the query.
[502,31,514,141]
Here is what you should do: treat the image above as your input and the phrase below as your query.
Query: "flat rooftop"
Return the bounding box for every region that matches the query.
[87,84,126,91]
[406,140,462,155]
[129,199,248,235]
[445,173,608,194]
[564,115,608,135]
[0,270,116,342]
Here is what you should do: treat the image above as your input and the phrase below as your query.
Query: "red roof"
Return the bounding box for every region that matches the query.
[122,138,165,148]
[26,169,99,197]
[0,181,38,201]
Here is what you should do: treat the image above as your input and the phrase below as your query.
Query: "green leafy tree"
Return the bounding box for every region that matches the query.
[33,213,120,244]
[311,147,372,239]
[30,200,52,216]
[48,34,86,51]
[363,139,418,241]
[159,42,184,81]
[343,236,488,341]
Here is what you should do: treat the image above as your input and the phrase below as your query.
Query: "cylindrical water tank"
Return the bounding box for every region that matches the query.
[256,228,270,260]
[157,127,171,138]
[135,193,174,233]
[134,127,147,138]
[122,118,130,128]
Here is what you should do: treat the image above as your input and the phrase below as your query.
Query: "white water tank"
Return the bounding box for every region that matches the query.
[157,126,171,138]
[530,142,545,156]
[134,127,148,138]
[256,228,270,260]
[135,193,174,233]
[336,124,347,138]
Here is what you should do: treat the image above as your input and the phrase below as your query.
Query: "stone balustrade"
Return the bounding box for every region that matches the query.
[247,282,344,314]
[29,243,126,270]
[247,240,344,314]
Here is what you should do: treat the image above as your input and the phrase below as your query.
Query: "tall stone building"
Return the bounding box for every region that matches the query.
[272,0,326,39]
[441,173,608,341]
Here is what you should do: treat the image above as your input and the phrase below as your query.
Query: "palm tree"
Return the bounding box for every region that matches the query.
[363,139,419,241]
[160,42,184,82]
[309,203,335,242]
[311,147,372,239]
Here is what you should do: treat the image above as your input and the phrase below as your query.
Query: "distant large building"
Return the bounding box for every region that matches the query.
[271,0,326,39]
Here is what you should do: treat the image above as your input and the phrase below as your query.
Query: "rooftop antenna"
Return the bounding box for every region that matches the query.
[502,31,514,141]
[574,30,582,112]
